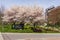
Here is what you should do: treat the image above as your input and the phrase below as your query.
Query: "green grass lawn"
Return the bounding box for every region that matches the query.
[0,24,34,33]
[0,24,60,33]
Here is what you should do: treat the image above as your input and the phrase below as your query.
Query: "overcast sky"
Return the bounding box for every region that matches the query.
[1,0,60,9]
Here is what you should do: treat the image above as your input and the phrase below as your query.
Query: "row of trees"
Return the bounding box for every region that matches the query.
[1,5,44,26]
[0,5,60,26]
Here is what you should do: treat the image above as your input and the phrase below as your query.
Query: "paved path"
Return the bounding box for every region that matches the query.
[0,32,4,40]
[1,33,60,40]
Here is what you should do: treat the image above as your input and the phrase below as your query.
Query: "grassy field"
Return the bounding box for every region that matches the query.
[0,24,60,33]
[0,24,33,33]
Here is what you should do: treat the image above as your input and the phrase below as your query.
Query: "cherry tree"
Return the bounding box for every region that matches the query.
[2,5,44,26]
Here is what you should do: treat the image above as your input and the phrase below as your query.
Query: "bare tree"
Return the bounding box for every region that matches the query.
[0,6,5,24]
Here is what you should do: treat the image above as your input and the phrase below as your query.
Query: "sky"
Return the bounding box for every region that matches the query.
[0,0,60,9]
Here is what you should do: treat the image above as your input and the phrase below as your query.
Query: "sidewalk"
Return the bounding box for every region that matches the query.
[0,32,4,40]
[2,33,60,40]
